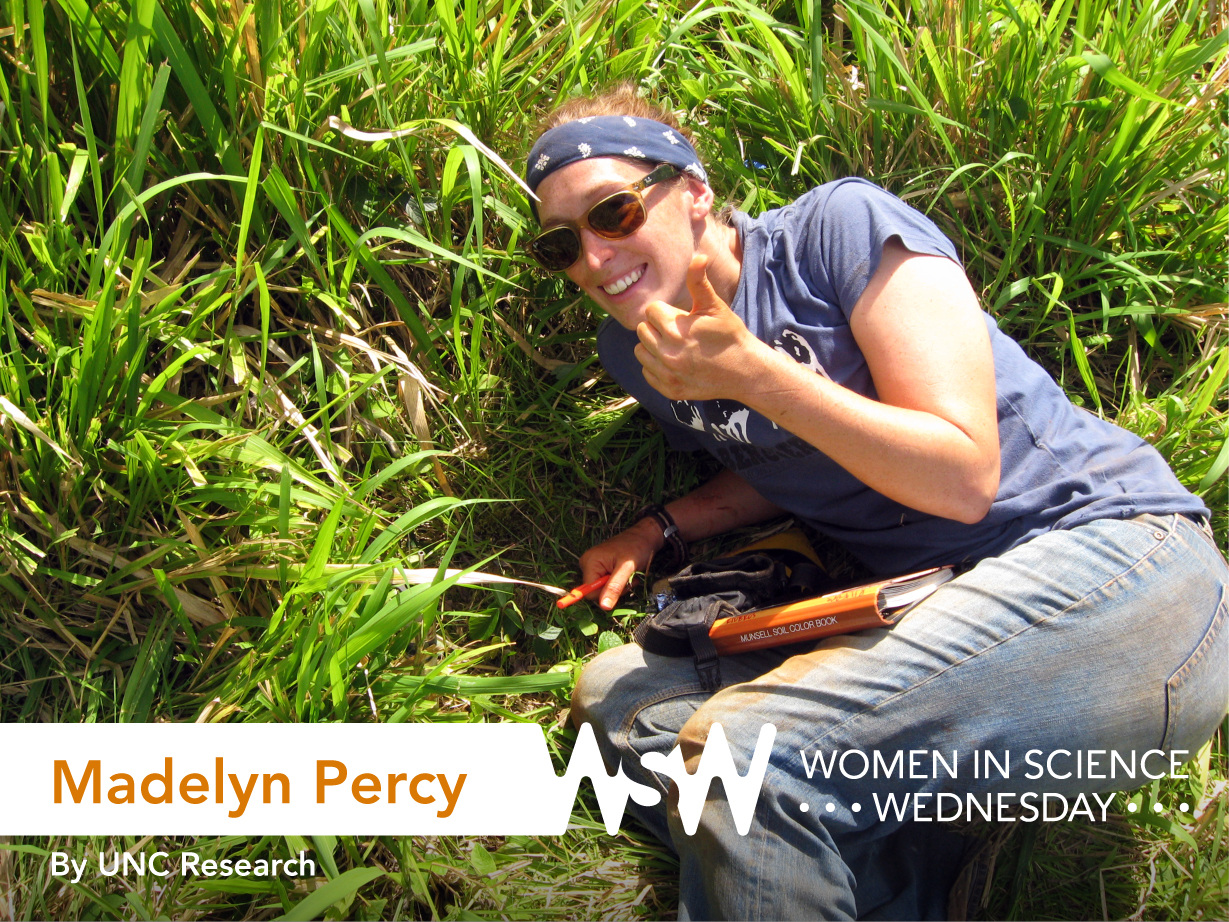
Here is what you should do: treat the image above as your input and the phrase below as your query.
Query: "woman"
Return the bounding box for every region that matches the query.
[523,87,1227,920]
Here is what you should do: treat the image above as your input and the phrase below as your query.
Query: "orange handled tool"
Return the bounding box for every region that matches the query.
[556,574,611,609]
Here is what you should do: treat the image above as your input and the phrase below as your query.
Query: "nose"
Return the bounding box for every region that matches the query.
[578,226,617,271]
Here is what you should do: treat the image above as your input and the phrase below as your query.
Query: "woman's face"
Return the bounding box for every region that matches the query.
[535,157,713,330]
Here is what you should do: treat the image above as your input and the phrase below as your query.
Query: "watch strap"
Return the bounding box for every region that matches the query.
[638,503,689,571]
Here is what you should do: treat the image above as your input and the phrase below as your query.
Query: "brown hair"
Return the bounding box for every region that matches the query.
[532,83,733,223]
[534,82,695,144]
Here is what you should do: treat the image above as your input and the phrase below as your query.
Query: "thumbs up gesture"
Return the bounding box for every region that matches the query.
[634,254,769,402]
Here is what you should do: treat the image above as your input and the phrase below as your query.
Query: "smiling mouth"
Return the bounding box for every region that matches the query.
[601,265,645,296]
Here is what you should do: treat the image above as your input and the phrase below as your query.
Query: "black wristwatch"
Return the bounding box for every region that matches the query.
[637,503,689,571]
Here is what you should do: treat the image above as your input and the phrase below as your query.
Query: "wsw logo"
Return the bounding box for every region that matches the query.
[569,723,776,835]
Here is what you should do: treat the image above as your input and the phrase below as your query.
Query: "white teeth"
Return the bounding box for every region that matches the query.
[602,265,644,295]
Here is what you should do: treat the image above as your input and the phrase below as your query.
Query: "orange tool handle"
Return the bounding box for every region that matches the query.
[556,574,611,610]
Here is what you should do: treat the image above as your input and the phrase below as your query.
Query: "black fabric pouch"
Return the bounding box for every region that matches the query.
[633,550,831,691]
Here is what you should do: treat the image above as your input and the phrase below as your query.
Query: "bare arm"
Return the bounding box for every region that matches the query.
[634,243,1000,523]
[580,241,998,610]
[578,469,784,610]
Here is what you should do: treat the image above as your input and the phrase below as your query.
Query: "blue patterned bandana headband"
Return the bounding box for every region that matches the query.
[525,115,708,194]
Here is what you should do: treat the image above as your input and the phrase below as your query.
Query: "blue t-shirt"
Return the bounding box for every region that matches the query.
[597,178,1207,574]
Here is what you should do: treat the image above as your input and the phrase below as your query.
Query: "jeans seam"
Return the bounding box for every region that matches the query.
[1162,589,1228,751]
[617,656,769,739]
[1179,512,1225,560]
[1168,582,1228,689]
[616,680,709,739]
[797,519,1180,752]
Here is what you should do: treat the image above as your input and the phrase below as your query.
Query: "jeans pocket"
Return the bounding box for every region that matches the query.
[1162,584,1229,752]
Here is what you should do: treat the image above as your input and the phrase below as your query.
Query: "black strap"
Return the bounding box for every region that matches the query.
[691,598,733,691]
[687,620,722,692]
[637,503,689,570]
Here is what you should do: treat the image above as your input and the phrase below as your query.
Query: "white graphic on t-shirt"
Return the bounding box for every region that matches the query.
[672,401,705,431]
[671,399,756,443]
[773,328,829,379]
[708,400,753,444]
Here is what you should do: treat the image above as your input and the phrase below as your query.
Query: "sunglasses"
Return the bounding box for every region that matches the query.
[528,163,682,271]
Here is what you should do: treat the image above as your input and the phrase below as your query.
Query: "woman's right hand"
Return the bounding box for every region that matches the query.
[577,518,665,610]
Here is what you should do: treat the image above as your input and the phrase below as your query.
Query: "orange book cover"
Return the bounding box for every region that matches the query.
[708,567,953,654]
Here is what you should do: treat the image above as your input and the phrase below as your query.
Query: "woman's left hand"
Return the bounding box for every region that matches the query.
[634,255,774,402]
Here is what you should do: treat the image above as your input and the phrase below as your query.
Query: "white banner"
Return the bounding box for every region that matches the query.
[0,722,774,836]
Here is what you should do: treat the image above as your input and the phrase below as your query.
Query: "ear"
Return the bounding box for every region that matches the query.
[685,176,715,221]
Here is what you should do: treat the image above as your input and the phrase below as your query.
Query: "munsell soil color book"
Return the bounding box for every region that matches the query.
[709,566,956,654]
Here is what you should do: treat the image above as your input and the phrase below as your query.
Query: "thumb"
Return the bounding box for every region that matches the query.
[686,254,726,316]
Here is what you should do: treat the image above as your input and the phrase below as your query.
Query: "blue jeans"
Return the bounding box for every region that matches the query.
[572,514,1229,920]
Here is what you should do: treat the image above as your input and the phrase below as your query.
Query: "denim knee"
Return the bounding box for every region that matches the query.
[570,643,645,732]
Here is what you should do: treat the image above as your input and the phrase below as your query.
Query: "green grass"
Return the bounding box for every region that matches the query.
[0,0,1225,918]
